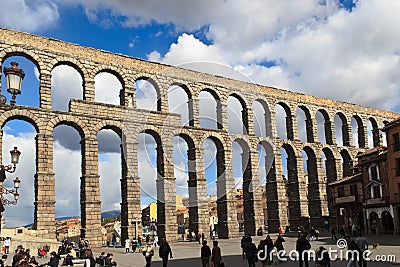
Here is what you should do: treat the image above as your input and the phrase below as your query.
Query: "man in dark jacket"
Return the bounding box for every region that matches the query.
[244,237,257,267]
[201,240,212,267]
[159,238,173,267]
[296,235,311,267]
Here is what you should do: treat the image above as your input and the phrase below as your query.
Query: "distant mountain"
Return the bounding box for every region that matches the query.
[23,210,121,228]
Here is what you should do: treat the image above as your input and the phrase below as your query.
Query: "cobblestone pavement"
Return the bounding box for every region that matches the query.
[4,233,400,267]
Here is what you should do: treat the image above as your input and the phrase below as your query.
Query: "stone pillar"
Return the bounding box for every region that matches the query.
[84,78,95,103]
[216,149,239,238]
[358,125,367,148]
[157,144,177,242]
[120,140,141,241]
[372,127,381,147]
[305,117,315,143]
[40,72,52,110]
[266,154,289,232]
[343,119,352,147]
[324,120,334,145]
[287,114,298,141]
[80,137,102,248]
[220,103,227,130]
[244,106,253,136]
[248,151,264,234]
[190,98,200,128]
[34,133,56,239]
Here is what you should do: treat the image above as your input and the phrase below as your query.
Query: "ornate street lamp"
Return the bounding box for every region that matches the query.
[1,62,25,106]
[0,147,22,210]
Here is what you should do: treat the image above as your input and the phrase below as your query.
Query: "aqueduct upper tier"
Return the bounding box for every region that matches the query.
[0,28,398,247]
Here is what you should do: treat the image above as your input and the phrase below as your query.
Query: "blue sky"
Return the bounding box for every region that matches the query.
[1,0,400,226]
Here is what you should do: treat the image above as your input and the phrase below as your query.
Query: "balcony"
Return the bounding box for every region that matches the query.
[364,196,390,205]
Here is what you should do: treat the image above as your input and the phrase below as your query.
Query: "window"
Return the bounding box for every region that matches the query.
[394,133,400,152]
[396,158,400,177]
[338,186,345,197]
[368,164,380,180]
[372,185,381,199]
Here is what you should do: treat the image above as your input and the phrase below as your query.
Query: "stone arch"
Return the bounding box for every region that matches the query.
[93,120,124,138]
[0,110,43,133]
[297,105,314,143]
[50,57,88,79]
[46,115,89,138]
[0,48,44,73]
[168,83,194,126]
[340,149,353,177]
[302,146,323,227]
[253,98,272,138]
[317,109,333,145]
[275,102,294,140]
[334,112,350,147]
[199,88,223,130]
[232,138,255,235]
[352,115,365,148]
[134,76,162,111]
[367,117,380,148]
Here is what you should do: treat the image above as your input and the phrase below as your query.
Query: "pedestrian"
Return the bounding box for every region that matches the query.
[278,227,283,236]
[132,239,137,253]
[310,227,316,241]
[275,235,285,262]
[265,235,274,264]
[46,251,61,267]
[211,240,222,267]
[153,235,159,248]
[198,233,202,244]
[340,226,346,239]
[143,242,154,267]
[201,240,211,267]
[257,227,263,236]
[159,238,173,267]
[346,235,360,267]
[125,238,130,253]
[83,249,96,267]
[244,237,257,267]
[257,240,267,266]
[112,234,116,248]
[331,227,337,241]
[356,233,368,267]
[241,235,247,259]
[3,237,10,255]
[202,233,205,243]
[296,235,311,267]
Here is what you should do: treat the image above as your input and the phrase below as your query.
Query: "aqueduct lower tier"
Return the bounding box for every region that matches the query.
[0,28,398,247]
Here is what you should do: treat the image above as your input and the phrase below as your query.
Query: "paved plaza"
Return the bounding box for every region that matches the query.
[10,233,397,267]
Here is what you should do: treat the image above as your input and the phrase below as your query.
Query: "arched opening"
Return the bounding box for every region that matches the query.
[199,90,222,130]
[95,72,123,105]
[368,211,379,234]
[51,64,83,111]
[97,128,122,245]
[340,150,353,177]
[302,147,323,228]
[334,113,350,147]
[258,141,274,228]
[367,118,380,148]
[137,130,166,238]
[280,144,306,228]
[134,78,161,111]
[172,134,200,238]
[275,103,293,140]
[1,56,40,108]
[53,124,82,230]
[227,95,248,135]
[316,110,333,145]
[203,137,229,238]
[168,85,193,126]
[352,115,365,148]
[322,148,338,227]
[252,100,272,138]
[297,106,313,143]
[232,139,254,235]
[381,211,394,234]
[2,119,37,227]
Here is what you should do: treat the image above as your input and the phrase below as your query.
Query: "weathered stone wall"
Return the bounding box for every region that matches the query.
[0,28,398,247]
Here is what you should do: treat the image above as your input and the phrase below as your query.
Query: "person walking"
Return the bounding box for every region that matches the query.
[310,227,316,241]
[278,227,283,236]
[244,237,257,267]
[346,235,360,267]
[331,227,337,241]
[159,238,173,267]
[143,242,154,267]
[201,240,211,267]
[211,240,222,267]
[265,235,274,264]
[3,238,10,255]
[296,235,311,267]
[356,233,368,267]
[275,235,285,262]
[125,238,130,253]
[83,249,96,267]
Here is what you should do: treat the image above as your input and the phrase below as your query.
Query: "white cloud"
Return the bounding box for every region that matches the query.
[95,72,122,105]
[0,0,59,33]
[52,65,83,111]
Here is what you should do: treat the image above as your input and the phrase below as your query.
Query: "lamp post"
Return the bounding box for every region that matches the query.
[0,147,22,207]
[1,62,25,107]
